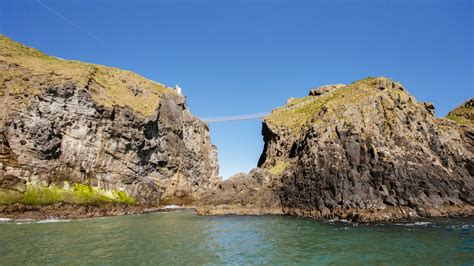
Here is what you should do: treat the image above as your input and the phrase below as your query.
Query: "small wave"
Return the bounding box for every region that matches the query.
[328,219,351,224]
[0,218,12,223]
[162,205,181,210]
[36,219,71,224]
[446,224,474,230]
[15,219,71,225]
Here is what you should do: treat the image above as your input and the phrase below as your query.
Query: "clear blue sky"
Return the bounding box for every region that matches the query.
[1,0,472,178]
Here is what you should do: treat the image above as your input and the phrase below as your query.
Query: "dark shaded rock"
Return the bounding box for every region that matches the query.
[196,169,282,216]
[0,175,26,192]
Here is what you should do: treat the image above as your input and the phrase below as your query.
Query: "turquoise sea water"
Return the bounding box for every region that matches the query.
[0,210,473,265]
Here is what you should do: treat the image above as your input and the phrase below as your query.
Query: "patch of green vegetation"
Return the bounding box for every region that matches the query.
[0,190,24,205]
[269,161,290,175]
[21,185,68,205]
[0,182,137,206]
[265,77,404,132]
[161,195,173,205]
[112,190,137,204]
[446,99,473,127]
[0,34,174,116]
[72,183,109,205]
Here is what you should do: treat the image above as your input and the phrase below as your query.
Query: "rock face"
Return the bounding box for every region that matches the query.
[308,84,345,96]
[197,168,282,215]
[260,77,473,222]
[0,35,219,208]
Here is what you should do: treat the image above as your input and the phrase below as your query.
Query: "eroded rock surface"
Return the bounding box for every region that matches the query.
[0,35,219,210]
[197,168,282,215]
[201,77,473,222]
[264,77,474,222]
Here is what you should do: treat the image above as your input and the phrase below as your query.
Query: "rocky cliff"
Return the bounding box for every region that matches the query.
[263,77,473,221]
[199,77,473,222]
[0,35,219,213]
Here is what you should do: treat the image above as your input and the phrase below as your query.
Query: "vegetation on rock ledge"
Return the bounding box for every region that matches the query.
[446,98,474,127]
[264,77,406,132]
[0,183,136,206]
[0,34,176,116]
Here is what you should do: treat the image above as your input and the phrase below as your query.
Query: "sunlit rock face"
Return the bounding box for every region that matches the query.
[0,35,219,206]
[198,77,473,222]
[262,77,474,222]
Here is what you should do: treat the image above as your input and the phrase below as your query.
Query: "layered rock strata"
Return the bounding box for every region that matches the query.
[0,35,219,211]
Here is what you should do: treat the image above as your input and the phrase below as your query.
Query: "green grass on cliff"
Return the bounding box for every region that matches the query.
[446,99,474,127]
[269,161,290,175]
[0,183,136,206]
[264,77,405,132]
[0,34,175,116]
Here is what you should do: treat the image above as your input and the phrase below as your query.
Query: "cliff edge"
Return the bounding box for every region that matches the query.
[0,35,219,218]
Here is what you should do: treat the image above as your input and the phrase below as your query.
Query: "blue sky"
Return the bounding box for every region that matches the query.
[1,0,472,178]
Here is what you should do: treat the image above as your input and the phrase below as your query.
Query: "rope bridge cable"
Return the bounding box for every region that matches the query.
[201,112,270,123]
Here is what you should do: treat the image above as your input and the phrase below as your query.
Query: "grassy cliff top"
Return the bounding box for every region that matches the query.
[446,99,474,127]
[0,35,176,116]
[264,77,406,132]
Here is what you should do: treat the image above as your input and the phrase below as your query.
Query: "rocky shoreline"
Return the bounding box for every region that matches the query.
[0,202,194,220]
[2,202,473,223]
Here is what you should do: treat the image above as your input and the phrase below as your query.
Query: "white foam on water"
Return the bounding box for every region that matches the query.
[162,205,181,209]
[395,221,432,226]
[0,218,12,223]
[36,219,70,224]
[15,219,71,225]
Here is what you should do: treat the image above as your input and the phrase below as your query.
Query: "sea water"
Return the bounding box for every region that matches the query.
[0,210,472,265]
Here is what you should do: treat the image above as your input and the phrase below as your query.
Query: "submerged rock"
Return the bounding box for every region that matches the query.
[0,35,219,209]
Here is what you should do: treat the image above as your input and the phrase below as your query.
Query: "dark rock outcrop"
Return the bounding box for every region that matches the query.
[197,168,282,215]
[0,35,219,210]
[200,77,474,222]
[264,77,473,222]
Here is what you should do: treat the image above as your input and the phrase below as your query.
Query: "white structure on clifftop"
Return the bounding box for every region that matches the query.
[175,85,182,95]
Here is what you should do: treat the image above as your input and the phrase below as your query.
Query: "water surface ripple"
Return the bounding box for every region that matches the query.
[0,211,473,264]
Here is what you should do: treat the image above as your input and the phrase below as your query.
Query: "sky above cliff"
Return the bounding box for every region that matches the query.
[1,0,473,178]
